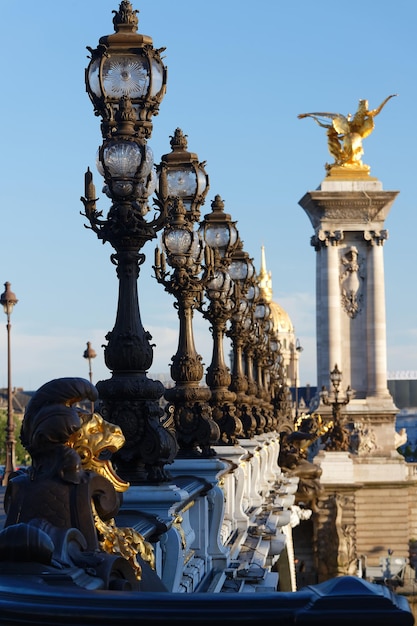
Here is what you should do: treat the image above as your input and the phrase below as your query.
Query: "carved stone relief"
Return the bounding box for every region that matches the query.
[350,422,378,455]
[314,492,357,581]
[340,246,365,318]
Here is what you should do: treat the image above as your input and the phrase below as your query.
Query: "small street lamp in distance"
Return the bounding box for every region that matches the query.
[83,341,97,413]
[83,341,96,384]
[1,282,18,486]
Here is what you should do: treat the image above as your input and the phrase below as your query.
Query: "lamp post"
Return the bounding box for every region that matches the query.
[227,241,257,437]
[153,128,219,456]
[270,338,293,431]
[199,195,242,445]
[154,198,220,456]
[320,364,353,451]
[265,331,282,432]
[252,297,272,433]
[81,1,177,483]
[83,341,97,413]
[83,341,96,384]
[1,282,18,486]
[242,279,259,398]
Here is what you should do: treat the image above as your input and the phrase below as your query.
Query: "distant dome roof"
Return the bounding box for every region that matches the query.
[269,301,294,334]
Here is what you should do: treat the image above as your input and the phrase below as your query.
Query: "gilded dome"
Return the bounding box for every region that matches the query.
[269,300,294,334]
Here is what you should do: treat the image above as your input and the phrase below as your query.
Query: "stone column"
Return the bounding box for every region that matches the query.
[364,230,390,398]
[313,230,343,389]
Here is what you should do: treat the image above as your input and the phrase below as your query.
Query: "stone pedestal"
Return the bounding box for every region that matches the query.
[311,447,414,583]
[313,450,355,484]
[313,449,408,485]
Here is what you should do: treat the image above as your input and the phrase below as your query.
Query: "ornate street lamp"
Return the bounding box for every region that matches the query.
[264,331,281,432]
[1,282,18,486]
[320,364,353,451]
[269,335,293,431]
[227,241,257,437]
[153,132,220,456]
[81,1,177,484]
[154,198,220,456]
[199,196,242,445]
[85,1,166,140]
[252,298,273,433]
[242,279,260,407]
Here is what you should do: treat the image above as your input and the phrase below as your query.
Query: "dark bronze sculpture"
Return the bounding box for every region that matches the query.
[0,377,164,592]
[279,414,328,511]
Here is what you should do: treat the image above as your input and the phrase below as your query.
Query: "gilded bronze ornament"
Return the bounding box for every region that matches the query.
[298,95,397,174]
[68,411,155,579]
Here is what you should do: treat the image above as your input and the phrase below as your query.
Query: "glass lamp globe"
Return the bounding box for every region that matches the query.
[103,142,142,178]
[164,228,202,269]
[228,241,253,286]
[330,364,343,390]
[164,229,193,256]
[96,140,154,199]
[206,269,233,300]
[269,338,279,353]
[255,303,267,320]
[228,258,248,282]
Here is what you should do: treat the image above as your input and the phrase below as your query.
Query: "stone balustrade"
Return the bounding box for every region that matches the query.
[115,433,300,593]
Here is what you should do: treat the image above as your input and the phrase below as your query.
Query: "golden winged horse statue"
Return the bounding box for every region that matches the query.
[298,95,397,172]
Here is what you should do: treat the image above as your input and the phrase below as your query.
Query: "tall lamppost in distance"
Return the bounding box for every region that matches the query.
[1,282,18,486]
[83,341,97,413]
[83,341,97,384]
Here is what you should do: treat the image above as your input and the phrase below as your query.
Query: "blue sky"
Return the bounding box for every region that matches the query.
[0,1,416,391]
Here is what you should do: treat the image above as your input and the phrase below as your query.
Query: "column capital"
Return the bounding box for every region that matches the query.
[311,230,343,250]
[364,229,388,246]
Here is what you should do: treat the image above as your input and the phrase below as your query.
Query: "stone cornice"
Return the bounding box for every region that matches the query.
[299,190,399,231]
